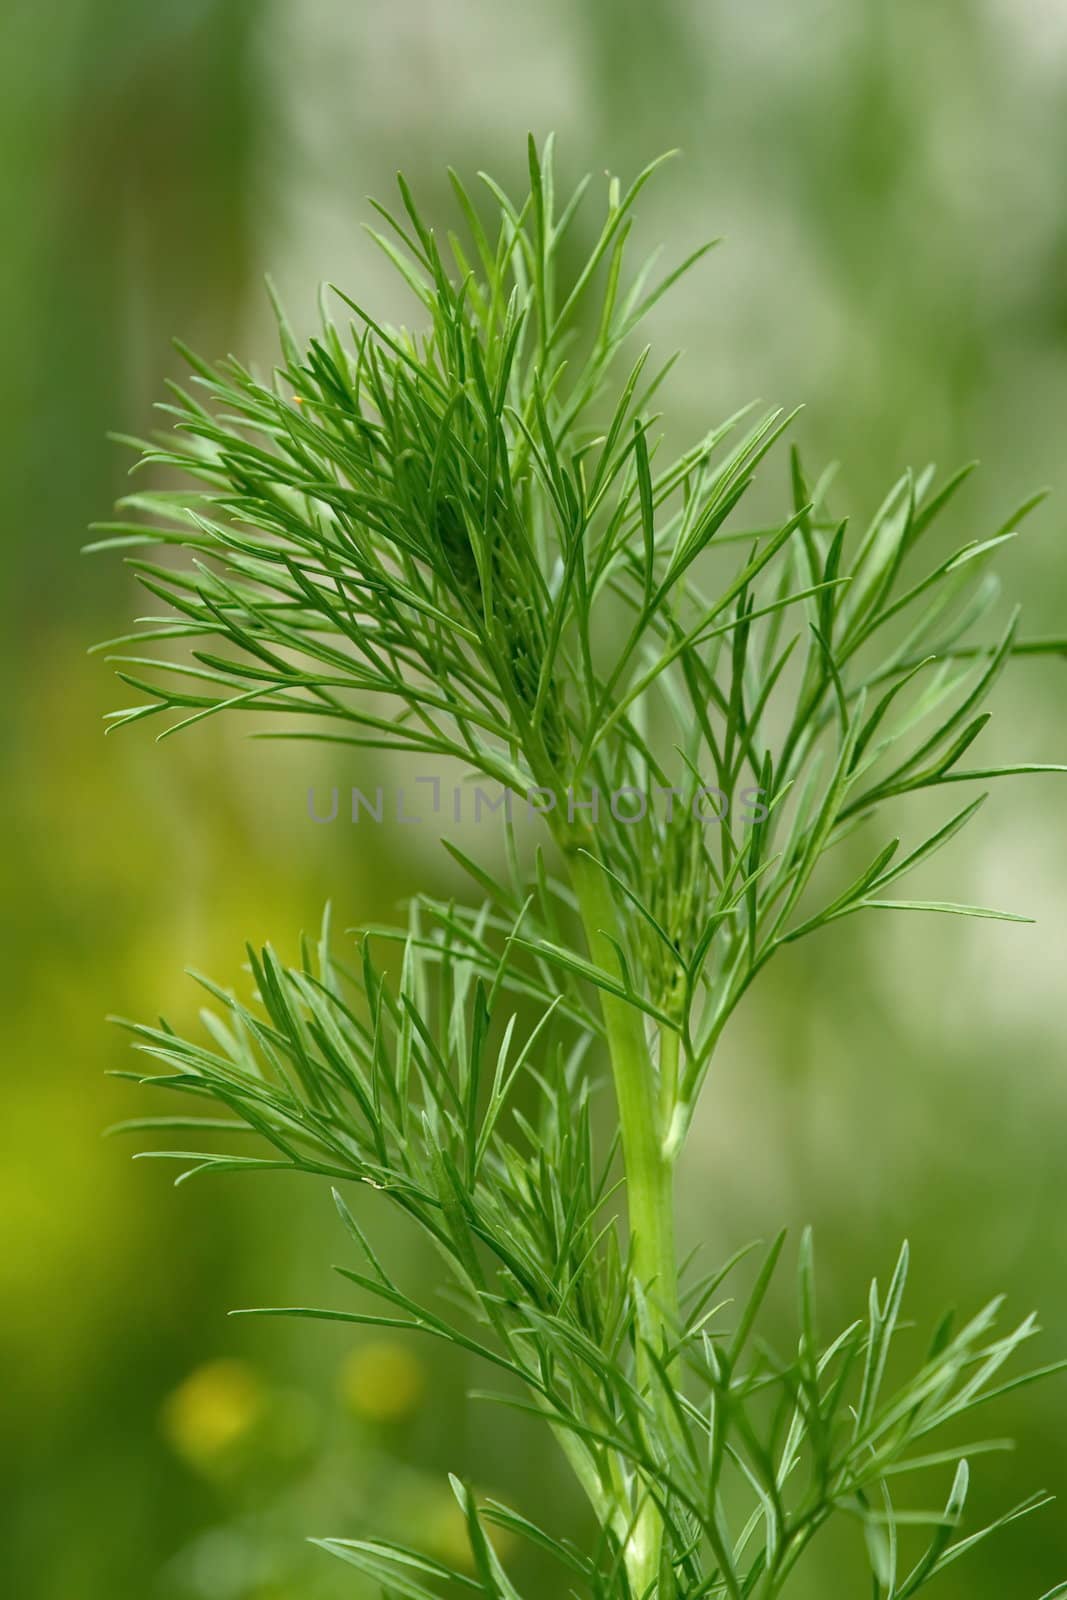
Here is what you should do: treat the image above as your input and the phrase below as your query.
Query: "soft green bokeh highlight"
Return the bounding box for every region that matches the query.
[3,1,1066,1594]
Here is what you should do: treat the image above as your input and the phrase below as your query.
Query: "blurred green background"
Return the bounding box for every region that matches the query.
[4,1,1067,1595]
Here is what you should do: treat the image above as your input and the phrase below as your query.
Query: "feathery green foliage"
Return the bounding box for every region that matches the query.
[97,137,1067,1597]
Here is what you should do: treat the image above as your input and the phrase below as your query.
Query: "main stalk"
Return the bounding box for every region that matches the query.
[565,843,679,1594]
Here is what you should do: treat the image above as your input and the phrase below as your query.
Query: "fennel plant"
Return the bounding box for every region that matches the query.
[96,138,1067,1599]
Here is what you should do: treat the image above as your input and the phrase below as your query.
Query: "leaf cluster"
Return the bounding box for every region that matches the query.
[113,914,1066,1598]
[96,138,1067,1596]
[91,138,1066,1151]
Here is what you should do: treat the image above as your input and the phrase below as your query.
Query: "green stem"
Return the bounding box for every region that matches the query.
[659,1027,680,1129]
[565,842,679,1594]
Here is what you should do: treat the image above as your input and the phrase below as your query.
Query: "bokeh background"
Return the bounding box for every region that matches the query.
[4,1,1067,1595]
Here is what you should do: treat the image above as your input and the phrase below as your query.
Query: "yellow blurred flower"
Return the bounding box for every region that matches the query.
[424,1495,474,1568]
[161,1358,265,1470]
[339,1340,426,1423]
[422,1492,516,1569]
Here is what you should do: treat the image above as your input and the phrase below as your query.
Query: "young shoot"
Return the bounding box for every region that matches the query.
[97,136,1067,1599]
